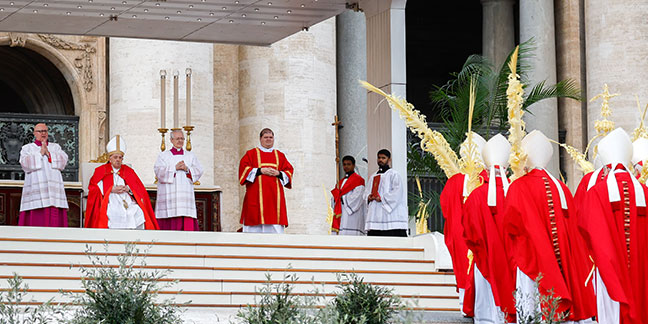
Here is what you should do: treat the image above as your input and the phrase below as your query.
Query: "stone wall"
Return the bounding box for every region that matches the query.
[237,17,337,234]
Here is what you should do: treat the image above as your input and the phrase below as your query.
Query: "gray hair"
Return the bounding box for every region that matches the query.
[170,129,184,140]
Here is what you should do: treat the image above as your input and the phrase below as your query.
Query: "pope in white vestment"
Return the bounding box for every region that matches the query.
[19,123,69,227]
[154,130,204,231]
[363,149,408,237]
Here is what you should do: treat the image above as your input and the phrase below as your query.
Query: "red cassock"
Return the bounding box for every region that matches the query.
[439,171,487,317]
[503,169,596,321]
[239,148,294,226]
[330,172,364,232]
[579,171,648,324]
[463,174,516,321]
[85,163,159,229]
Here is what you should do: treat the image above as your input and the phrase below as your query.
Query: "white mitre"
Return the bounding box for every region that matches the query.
[521,130,568,209]
[598,128,632,167]
[107,135,127,157]
[459,132,487,166]
[631,137,648,167]
[482,134,511,206]
[521,130,553,169]
[593,128,644,207]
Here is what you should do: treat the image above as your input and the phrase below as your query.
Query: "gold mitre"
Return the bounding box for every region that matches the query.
[106,135,127,157]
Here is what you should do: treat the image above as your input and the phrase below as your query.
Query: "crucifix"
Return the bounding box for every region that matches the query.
[332,115,342,184]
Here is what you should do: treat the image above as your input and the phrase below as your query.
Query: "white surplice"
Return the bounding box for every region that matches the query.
[331,177,366,235]
[19,142,69,211]
[363,168,408,231]
[154,149,203,219]
[97,167,145,229]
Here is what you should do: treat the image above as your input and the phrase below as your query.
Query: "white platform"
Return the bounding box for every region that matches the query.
[0,226,459,323]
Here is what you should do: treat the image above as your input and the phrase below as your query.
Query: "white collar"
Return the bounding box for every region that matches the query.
[258,146,275,153]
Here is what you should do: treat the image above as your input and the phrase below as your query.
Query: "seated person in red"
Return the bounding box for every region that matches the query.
[85,135,158,230]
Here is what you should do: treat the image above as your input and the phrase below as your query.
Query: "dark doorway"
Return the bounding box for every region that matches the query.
[405,1,483,122]
[0,46,74,115]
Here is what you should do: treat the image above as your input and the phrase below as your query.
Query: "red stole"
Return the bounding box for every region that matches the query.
[463,175,516,321]
[580,172,648,324]
[238,148,294,226]
[330,172,365,232]
[85,163,159,230]
[503,169,595,321]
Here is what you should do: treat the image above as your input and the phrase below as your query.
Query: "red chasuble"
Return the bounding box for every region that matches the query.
[503,169,596,321]
[85,163,159,230]
[463,174,516,321]
[439,171,486,317]
[239,148,294,227]
[580,171,648,324]
[330,172,365,232]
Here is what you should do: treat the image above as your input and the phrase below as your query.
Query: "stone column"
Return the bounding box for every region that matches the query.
[359,0,408,184]
[336,10,368,179]
[481,0,515,68]
[519,0,560,177]
[585,0,648,139]
[238,18,337,234]
[109,38,214,185]
[213,44,240,232]
[555,0,587,190]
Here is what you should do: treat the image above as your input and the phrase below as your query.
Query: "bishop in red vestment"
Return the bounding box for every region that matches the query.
[579,128,648,324]
[439,132,487,317]
[239,128,294,233]
[462,134,516,323]
[503,130,595,323]
[85,136,158,230]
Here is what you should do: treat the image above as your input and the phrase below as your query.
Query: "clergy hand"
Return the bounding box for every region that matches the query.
[260,168,279,177]
[374,194,382,202]
[176,161,187,171]
[40,143,49,156]
[111,185,127,194]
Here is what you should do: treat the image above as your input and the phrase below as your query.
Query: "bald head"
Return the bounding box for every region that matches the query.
[33,123,48,143]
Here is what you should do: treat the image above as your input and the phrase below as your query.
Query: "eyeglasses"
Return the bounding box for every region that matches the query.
[34,130,48,133]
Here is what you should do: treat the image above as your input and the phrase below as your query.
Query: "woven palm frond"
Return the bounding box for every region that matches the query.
[505,46,527,181]
[360,80,461,178]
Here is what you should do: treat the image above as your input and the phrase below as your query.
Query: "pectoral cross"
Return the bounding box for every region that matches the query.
[332,115,342,186]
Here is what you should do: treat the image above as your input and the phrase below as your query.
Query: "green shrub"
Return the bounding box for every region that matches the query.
[332,273,404,324]
[0,273,65,324]
[67,242,185,324]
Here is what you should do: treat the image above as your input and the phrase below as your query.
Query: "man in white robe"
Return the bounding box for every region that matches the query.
[330,155,366,235]
[19,123,69,227]
[363,149,408,236]
[154,129,204,231]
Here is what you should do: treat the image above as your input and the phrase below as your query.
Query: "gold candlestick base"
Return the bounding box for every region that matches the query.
[183,125,194,151]
[158,128,168,152]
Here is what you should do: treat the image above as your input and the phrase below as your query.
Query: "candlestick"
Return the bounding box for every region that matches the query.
[158,128,168,152]
[173,70,179,129]
[186,68,192,126]
[160,70,166,129]
[183,125,194,151]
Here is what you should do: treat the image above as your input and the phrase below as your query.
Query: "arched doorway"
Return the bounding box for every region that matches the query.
[0,45,79,182]
[0,46,74,115]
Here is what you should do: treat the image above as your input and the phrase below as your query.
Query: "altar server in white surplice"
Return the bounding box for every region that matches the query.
[154,129,204,231]
[363,149,408,237]
[19,123,69,227]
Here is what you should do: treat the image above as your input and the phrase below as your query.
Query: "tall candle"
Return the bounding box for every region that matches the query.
[186,68,192,126]
[173,70,179,128]
[160,70,166,128]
